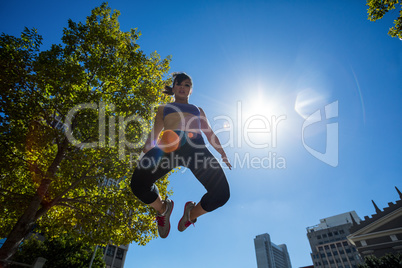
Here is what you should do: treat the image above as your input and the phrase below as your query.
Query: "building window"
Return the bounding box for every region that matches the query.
[317,235,322,239]
[116,248,124,260]
[106,245,116,256]
[328,232,333,237]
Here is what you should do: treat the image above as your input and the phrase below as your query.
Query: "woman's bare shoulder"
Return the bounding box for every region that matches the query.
[157,104,167,111]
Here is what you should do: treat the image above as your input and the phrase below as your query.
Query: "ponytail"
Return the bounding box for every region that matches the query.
[162,85,174,95]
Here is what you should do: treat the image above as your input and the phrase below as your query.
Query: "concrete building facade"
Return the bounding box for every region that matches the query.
[101,244,129,268]
[306,212,363,268]
[254,233,292,268]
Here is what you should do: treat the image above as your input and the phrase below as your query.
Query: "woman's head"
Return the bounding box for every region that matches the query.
[163,72,193,96]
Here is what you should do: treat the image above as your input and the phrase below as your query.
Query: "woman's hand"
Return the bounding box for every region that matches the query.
[199,107,232,170]
[221,154,232,170]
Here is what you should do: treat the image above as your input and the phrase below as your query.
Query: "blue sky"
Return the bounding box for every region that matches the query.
[1,0,402,267]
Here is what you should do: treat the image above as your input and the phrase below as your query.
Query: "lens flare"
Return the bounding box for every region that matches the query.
[294,88,329,119]
[158,130,180,153]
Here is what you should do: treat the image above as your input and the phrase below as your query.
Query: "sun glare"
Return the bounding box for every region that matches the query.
[294,88,330,119]
[237,88,294,151]
[245,92,287,123]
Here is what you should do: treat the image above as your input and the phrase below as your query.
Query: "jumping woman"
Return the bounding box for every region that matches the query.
[130,72,231,238]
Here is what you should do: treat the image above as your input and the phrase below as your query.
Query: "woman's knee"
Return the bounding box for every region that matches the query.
[130,169,149,197]
[130,176,142,198]
[217,185,230,207]
[130,176,159,204]
[206,181,230,211]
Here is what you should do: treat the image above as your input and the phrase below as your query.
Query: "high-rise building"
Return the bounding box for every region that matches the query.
[306,211,363,268]
[101,244,129,268]
[99,178,130,268]
[254,233,292,268]
[347,187,402,259]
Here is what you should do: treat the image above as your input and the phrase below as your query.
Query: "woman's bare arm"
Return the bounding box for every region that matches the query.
[199,107,232,169]
[143,105,165,153]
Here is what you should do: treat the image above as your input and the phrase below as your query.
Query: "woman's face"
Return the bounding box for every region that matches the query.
[172,78,192,98]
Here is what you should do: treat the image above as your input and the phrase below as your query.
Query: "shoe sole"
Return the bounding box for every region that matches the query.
[160,200,174,239]
[178,201,194,232]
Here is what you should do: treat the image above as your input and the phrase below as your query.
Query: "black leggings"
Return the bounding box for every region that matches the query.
[131,131,230,212]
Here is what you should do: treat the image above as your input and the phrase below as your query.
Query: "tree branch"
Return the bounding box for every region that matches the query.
[0,188,31,199]
[0,140,45,178]
[58,197,93,205]
[48,163,96,207]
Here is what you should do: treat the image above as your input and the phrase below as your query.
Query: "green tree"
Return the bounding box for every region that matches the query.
[358,253,402,268]
[10,233,105,268]
[367,0,402,39]
[0,2,172,264]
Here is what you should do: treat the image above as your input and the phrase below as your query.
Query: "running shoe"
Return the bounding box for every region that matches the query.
[178,201,197,232]
[155,199,174,238]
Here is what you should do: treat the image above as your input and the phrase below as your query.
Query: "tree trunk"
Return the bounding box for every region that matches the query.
[0,139,67,266]
[0,179,51,267]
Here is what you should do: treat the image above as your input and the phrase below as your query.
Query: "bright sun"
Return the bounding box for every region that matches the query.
[239,90,291,150]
